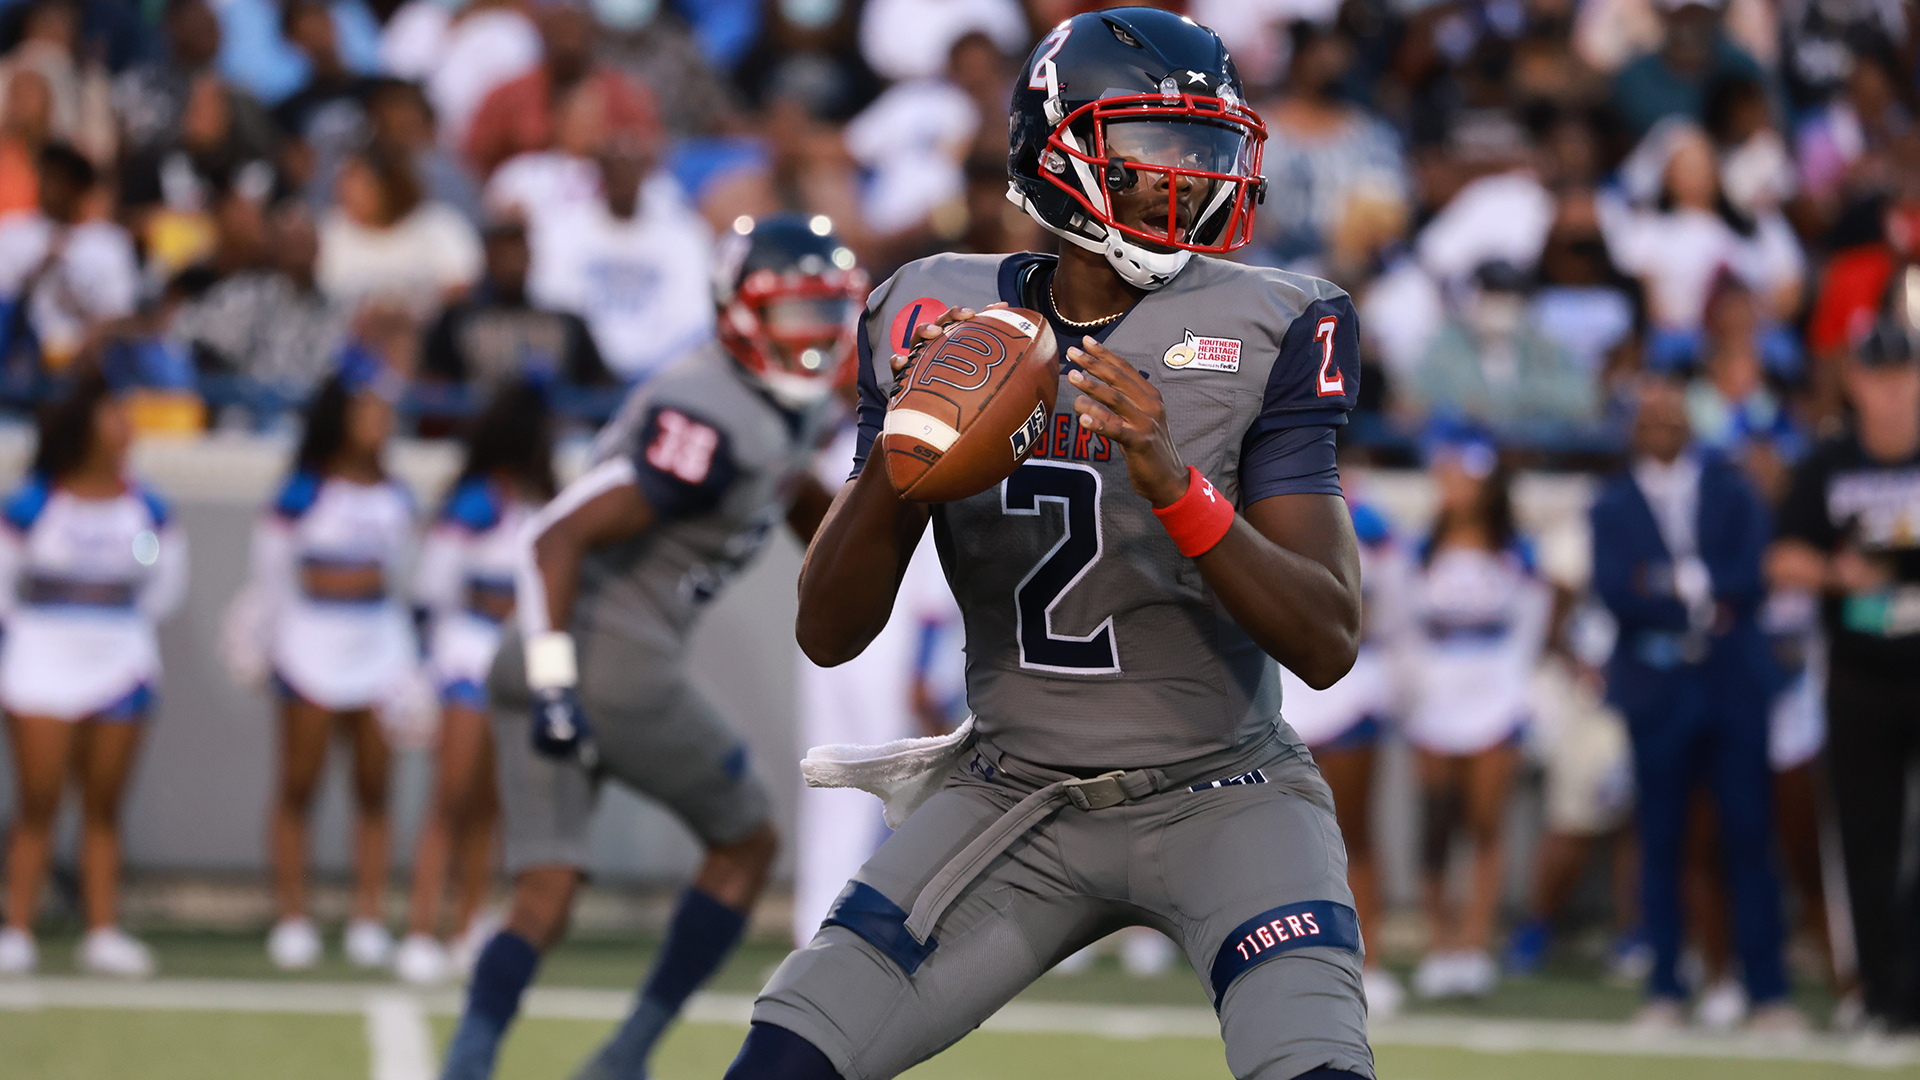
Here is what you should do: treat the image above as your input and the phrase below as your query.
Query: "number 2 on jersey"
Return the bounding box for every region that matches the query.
[1002,461,1120,674]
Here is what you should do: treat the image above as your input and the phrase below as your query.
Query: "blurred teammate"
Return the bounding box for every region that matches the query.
[0,371,187,978]
[731,11,1374,1079]
[241,350,419,972]
[1277,485,1410,1014]
[396,381,557,985]
[1402,429,1550,1000]
[438,213,856,1080]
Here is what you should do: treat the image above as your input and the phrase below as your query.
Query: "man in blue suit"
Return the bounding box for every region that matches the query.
[1590,378,1798,1030]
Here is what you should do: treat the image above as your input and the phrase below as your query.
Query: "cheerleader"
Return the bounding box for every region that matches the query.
[393,383,554,985]
[0,371,187,977]
[1279,491,1411,1015]
[248,349,417,971]
[1404,430,1551,999]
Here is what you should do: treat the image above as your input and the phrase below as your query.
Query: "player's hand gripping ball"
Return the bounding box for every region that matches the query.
[532,686,599,769]
[882,306,1058,503]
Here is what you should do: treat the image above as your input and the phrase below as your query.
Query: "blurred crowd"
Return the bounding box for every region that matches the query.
[0,0,1910,447]
[0,0,1916,1042]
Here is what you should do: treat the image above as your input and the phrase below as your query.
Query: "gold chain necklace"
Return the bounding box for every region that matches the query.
[1049,279,1126,330]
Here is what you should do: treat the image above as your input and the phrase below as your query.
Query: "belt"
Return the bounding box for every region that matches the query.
[902,733,1296,945]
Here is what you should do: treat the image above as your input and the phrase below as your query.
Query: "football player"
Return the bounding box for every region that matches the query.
[438,214,863,1080]
[729,9,1374,1080]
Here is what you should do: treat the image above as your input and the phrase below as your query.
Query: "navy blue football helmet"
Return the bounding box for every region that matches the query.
[1008,8,1266,290]
[712,212,869,408]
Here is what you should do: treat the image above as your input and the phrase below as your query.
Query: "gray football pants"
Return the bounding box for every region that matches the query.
[753,736,1376,1080]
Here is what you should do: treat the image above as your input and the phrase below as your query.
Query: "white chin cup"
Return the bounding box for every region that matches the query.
[1102,231,1191,291]
[758,369,833,409]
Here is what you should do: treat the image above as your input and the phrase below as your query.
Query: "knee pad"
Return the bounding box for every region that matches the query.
[1291,1070,1371,1080]
[724,1022,842,1080]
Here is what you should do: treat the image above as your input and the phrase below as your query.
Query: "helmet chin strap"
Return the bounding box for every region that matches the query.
[1006,185,1190,292]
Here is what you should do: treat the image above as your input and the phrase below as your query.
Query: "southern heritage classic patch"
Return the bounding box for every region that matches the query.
[1162,330,1242,373]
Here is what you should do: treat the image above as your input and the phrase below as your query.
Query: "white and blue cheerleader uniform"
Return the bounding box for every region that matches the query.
[0,476,187,721]
[415,477,534,712]
[1280,501,1409,750]
[1402,535,1553,755]
[252,471,417,711]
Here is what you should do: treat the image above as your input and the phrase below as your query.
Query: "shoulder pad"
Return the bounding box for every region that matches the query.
[3,476,52,532]
[442,477,502,532]
[273,472,323,520]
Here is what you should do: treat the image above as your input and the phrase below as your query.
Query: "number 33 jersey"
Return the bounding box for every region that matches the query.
[576,343,837,658]
[854,253,1362,770]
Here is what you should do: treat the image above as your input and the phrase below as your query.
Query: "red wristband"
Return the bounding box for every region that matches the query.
[1152,466,1235,558]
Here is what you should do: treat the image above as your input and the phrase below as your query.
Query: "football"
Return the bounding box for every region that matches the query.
[882,307,1059,503]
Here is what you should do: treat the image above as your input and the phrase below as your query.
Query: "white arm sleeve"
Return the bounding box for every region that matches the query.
[137,525,189,622]
[514,456,639,642]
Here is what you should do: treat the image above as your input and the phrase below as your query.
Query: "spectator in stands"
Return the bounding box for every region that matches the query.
[1684,274,1802,501]
[377,0,539,153]
[241,345,418,973]
[0,143,137,373]
[1602,120,1804,339]
[111,0,276,159]
[362,78,483,225]
[1252,20,1408,270]
[1795,40,1912,215]
[170,199,349,400]
[419,218,608,389]
[524,137,712,382]
[463,0,656,180]
[480,77,609,223]
[272,0,382,200]
[734,0,882,124]
[0,66,53,217]
[317,145,482,316]
[856,0,1026,86]
[1770,319,1920,1030]
[397,380,556,986]
[1404,429,1550,1000]
[840,30,991,264]
[0,370,187,979]
[1610,0,1764,139]
[119,70,279,279]
[1408,259,1597,424]
[0,0,115,165]
[1530,192,1638,382]
[1591,377,1796,1030]
[211,0,381,107]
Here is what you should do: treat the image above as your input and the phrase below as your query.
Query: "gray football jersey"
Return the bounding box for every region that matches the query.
[572,343,834,659]
[855,252,1361,769]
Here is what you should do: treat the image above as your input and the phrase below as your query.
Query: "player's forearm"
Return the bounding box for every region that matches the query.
[796,459,929,666]
[1200,513,1362,689]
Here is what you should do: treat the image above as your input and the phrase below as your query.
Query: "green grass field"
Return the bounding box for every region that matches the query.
[0,930,1912,1080]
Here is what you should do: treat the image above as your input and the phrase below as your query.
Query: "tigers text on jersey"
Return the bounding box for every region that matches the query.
[1401,541,1552,755]
[570,343,836,656]
[0,478,186,719]
[253,473,417,710]
[855,252,1360,769]
[417,477,536,701]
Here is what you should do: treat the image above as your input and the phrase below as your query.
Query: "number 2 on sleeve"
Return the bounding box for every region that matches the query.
[1314,316,1345,397]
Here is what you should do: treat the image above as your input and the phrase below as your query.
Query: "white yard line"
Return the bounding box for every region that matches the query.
[4,977,1918,1071]
[365,991,437,1080]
